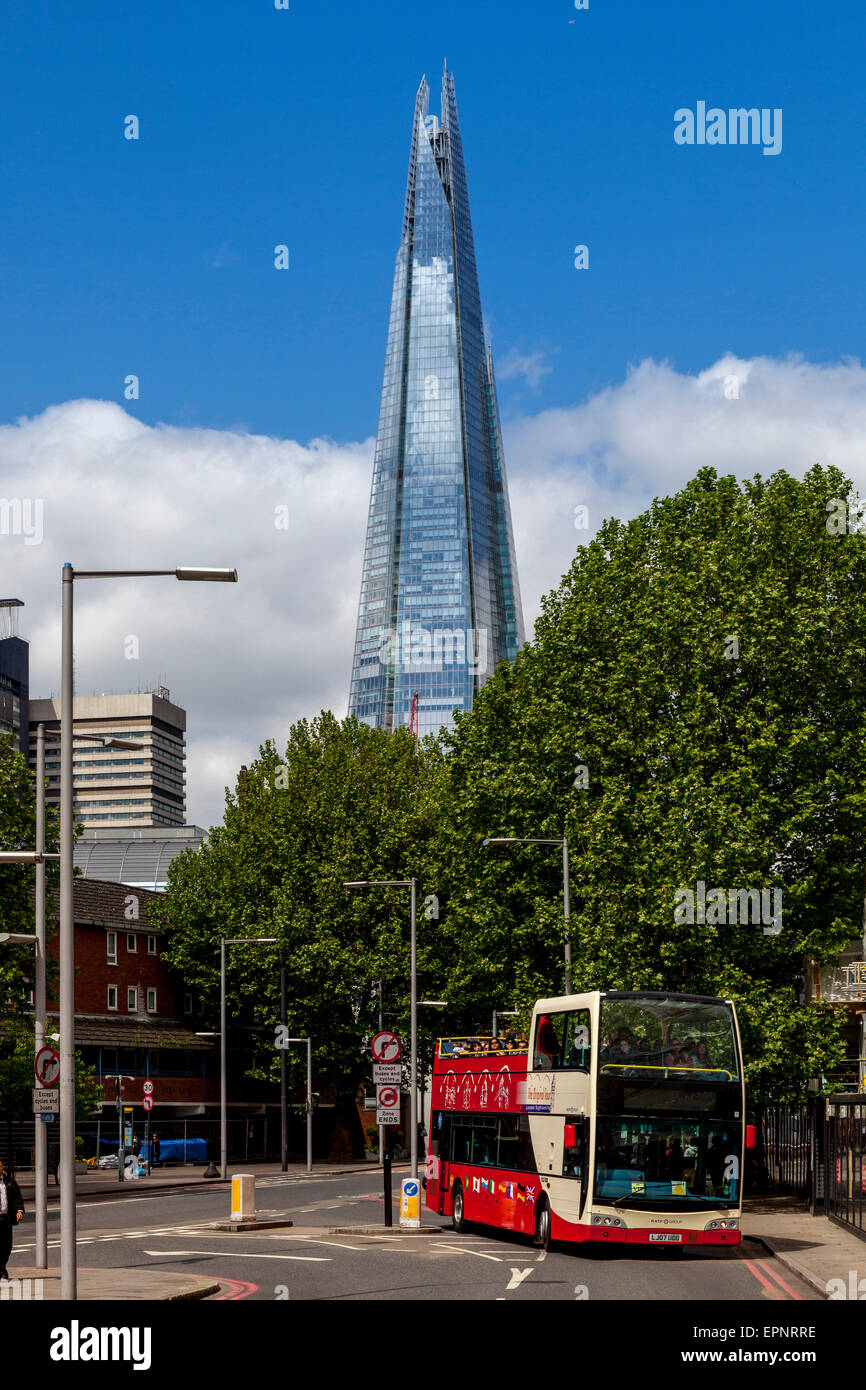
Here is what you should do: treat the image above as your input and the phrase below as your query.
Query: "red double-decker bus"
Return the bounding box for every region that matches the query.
[426,990,745,1249]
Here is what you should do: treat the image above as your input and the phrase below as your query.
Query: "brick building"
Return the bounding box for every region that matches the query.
[41,878,219,1135]
[36,877,357,1162]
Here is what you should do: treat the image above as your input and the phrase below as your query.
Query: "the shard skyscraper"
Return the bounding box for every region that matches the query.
[348,66,525,740]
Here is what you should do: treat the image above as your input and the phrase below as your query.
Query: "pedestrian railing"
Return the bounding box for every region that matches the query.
[825,1095,866,1242]
[761,1099,822,1204]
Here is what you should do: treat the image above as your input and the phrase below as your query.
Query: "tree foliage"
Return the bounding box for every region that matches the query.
[429,465,864,1096]
[157,467,865,1101]
[153,713,448,1101]
[0,736,59,1025]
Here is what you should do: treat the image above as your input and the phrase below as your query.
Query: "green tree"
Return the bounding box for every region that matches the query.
[0,738,97,1137]
[0,735,60,1022]
[153,713,448,1107]
[430,466,864,1096]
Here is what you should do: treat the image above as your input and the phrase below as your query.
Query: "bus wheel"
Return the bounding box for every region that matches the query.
[534,1197,551,1251]
[451,1182,466,1234]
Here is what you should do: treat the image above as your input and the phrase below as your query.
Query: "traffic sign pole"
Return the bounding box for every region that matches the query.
[383,1127,393,1228]
[142,1079,154,1175]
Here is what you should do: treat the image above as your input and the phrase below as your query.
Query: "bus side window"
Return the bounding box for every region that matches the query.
[452,1119,471,1164]
[433,1111,451,1159]
[565,1010,592,1070]
[515,1114,536,1172]
[534,1013,566,1068]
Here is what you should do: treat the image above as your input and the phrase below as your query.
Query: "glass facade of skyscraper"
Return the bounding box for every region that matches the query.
[349,67,525,740]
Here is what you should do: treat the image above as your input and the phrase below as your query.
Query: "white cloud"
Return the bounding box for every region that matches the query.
[504,352,866,627]
[3,353,865,826]
[0,400,373,829]
[497,347,555,389]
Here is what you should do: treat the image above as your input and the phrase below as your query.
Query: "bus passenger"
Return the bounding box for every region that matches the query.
[534,1016,561,1069]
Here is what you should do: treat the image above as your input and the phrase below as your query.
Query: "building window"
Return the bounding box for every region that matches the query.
[127,987,137,1011]
[107,931,117,965]
[127,933,137,953]
[107,986,118,1011]
[147,936,157,955]
[146,988,157,1013]
[183,993,193,1015]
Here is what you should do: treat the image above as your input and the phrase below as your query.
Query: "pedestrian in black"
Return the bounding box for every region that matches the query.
[0,1158,25,1280]
[131,1134,141,1159]
[48,1140,60,1185]
[151,1133,161,1166]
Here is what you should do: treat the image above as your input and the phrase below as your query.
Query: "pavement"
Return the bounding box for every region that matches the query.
[741,1194,866,1299]
[1,1266,220,1300]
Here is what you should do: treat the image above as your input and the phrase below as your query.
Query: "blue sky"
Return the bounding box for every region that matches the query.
[6,1,866,826]
[2,0,864,441]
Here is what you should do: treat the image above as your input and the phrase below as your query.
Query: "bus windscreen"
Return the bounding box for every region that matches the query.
[599,997,739,1081]
[594,1115,741,1208]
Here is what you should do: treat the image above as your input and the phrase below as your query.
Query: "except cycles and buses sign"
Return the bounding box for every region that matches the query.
[371,1033,403,1124]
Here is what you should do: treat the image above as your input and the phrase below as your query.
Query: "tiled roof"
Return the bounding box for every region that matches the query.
[47,1013,215,1048]
[32,876,166,930]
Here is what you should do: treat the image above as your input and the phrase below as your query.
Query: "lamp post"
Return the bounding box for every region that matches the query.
[32,723,143,1249]
[419,1000,447,1159]
[344,878,418,1179]
[492,1008,518,1039]
[0,858,56,1271]
[58,563,237,1300]
[282,1037,313,1172]
[483,837,572,994]
[219,936,277,1180]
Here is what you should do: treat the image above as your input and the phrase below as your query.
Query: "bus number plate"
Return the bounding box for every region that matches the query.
[649,1233,682,1242]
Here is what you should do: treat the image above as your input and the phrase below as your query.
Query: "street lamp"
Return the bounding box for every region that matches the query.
[0,928,47,1261]
[29,724,144,1257]
[280,1037,313,1173]
[492,1008,519,1039]
[219,937,277,1180]
[483,836,572,994]
[344,879,419,1179]
[419,1001,448,1156]
[58,562,237,1300]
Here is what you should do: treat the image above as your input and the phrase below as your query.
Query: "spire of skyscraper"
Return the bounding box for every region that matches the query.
[348,68,524,740]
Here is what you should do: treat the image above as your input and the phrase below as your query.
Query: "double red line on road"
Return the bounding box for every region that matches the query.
[213,1278,259,1300]
[737,1252,804,1300]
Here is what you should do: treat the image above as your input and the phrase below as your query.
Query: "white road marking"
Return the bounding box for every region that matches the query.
[506,1267,534,1290]
[432,1242,503,1262]
[536,1250,547,1263]
[281,1237,366,1251]
[143,1249,331,1261]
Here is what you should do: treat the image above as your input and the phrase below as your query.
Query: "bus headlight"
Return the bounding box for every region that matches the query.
[705,1218,739,1230]
[591,1214,627,1228]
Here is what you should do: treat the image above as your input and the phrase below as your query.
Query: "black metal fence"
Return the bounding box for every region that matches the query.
[759,1099,824,1209]
[826,1095,866,1241]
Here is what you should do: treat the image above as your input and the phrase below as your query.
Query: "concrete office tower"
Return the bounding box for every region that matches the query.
[28,689,186,828]
[348,66,524,740]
